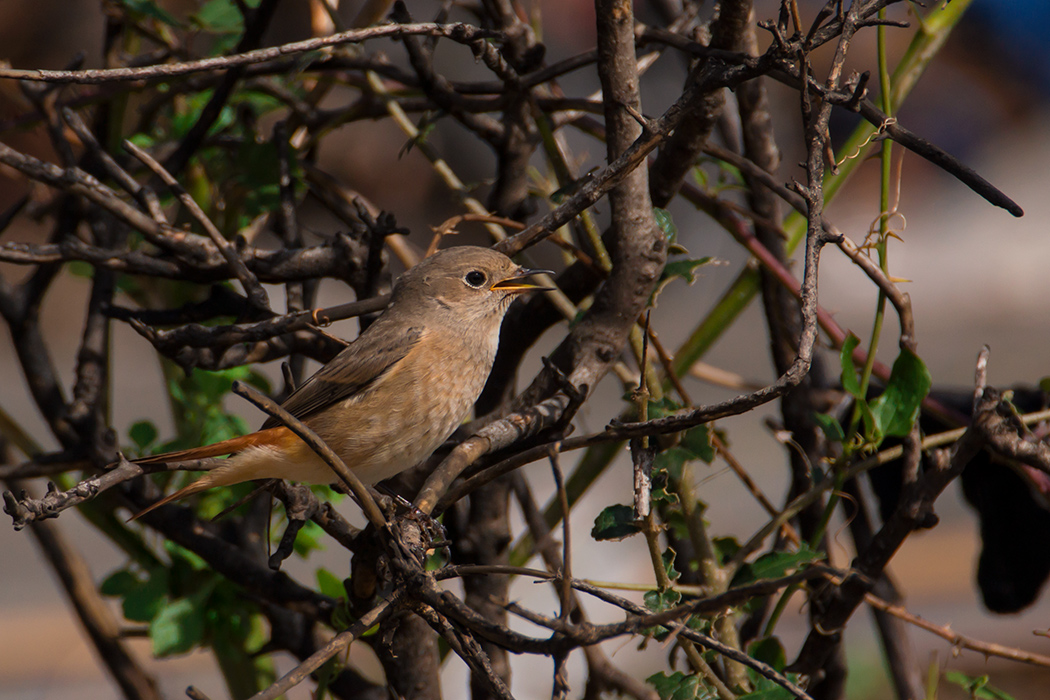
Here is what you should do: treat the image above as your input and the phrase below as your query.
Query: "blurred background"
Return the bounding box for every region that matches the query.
[1,1,1049,698]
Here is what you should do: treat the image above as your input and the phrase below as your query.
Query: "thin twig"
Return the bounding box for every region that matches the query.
[230,381,387,529]
[124,139,271,311]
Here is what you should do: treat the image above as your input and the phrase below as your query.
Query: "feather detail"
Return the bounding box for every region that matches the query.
[133,427,292,464]
[128,427,295,521]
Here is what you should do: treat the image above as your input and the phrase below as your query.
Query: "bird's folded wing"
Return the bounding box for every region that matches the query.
[261,324,423,429]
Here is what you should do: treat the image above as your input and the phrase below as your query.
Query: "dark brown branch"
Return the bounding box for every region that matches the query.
[231,381,387,529]
[3,455,210,529]
[248,597,397,700]
[125,295,387,350]
[0,23,504,84]
[124,140,271,311]
[8,479,161,700]
[789,347,993,676]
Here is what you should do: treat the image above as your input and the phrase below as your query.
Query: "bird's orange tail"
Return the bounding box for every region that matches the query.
[129,427,291,521]
[134,427,289,465]
[128,478,214,521]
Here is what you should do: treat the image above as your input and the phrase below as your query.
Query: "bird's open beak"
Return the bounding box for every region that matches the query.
[491,267,555,293]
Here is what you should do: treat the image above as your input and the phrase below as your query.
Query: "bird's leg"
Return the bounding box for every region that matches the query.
[376,484,451,563]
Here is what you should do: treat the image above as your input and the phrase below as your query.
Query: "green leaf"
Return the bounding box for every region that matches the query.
[747,637,787,672]
[839,333,862,398]
[692,166,709,189]
[129,421,158,451]
[712,536,740,565]
[192,0,244,34]
[151,597,206,656]
[944,672,1017,700]
[732,546,822,587]
[813,412,845,443]
[736,685,795,700]
[591,504,641,541]
[120,0,181,25]
[314,657,342,700]
[653,207,678,243]
[165,541,208,571]
[292,519,326,557]
[869,348,931,438]
[646,396,682,417]
[647,671,716,700]
[316,568,347,600]
[127,132,156,149]
[122,567,170,622]
[67,260,94,279]
[100,569,139,597]
[643,587,682,613]
[663,257,713,285]
[715,161,744,188]
[751,546,822,579]
[662,547,681,582]
[680,424,715,463]
[655,446,690,481]
[650,256,715,306]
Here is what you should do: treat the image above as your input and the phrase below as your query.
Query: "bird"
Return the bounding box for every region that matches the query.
[130,246,548,520]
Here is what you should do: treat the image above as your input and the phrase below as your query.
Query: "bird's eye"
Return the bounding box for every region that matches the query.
[464,270,487,288]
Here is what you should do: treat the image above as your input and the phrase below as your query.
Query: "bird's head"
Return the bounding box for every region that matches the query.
[392,246,551,324]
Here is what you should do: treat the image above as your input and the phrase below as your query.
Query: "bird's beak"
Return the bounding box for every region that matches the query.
[491,267,555,293]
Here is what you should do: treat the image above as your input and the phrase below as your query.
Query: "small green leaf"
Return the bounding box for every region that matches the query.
[100,570,139,597]
[67,261,94,279]
[733,546,822,586]
[692,166,709,189]
[813,412,845,443]
[165,541,208,571]
[127,132,156,149]
[122,567,170,622]
[712,536,740,565]
[655,446,690,481]
[944,671,1017,700]
[650,257,714,306]
[120,0,181,25]
[653,207,678,243]
[316,568,347,600]
[663,509,690,541]
[331,605,353,632]
[129,421,158,450]
[591,504,641,541]
[661,548,681,582]
[747,637,787,671]
[680,424,715,463]
[314,657,342,700]
[647,396,683,419]
[643,588,682,614]
[647,671,716,700]
[192,0,244,33]
[736,685,795,700]
[663,257,713,285]
[292,519,326,557]
[869,348,932,438]
[716,162,744,188]
[839,333,862,398]
[151,597,206,656]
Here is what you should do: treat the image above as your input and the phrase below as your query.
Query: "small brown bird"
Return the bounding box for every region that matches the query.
[131,246,547,520]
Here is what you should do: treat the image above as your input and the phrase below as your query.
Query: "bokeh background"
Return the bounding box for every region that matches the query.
[1,1,1049,698]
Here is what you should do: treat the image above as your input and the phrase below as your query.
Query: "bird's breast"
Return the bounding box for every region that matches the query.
[302,325,498,484]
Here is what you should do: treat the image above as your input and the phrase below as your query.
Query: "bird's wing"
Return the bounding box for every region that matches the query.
[262,324,424,429]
